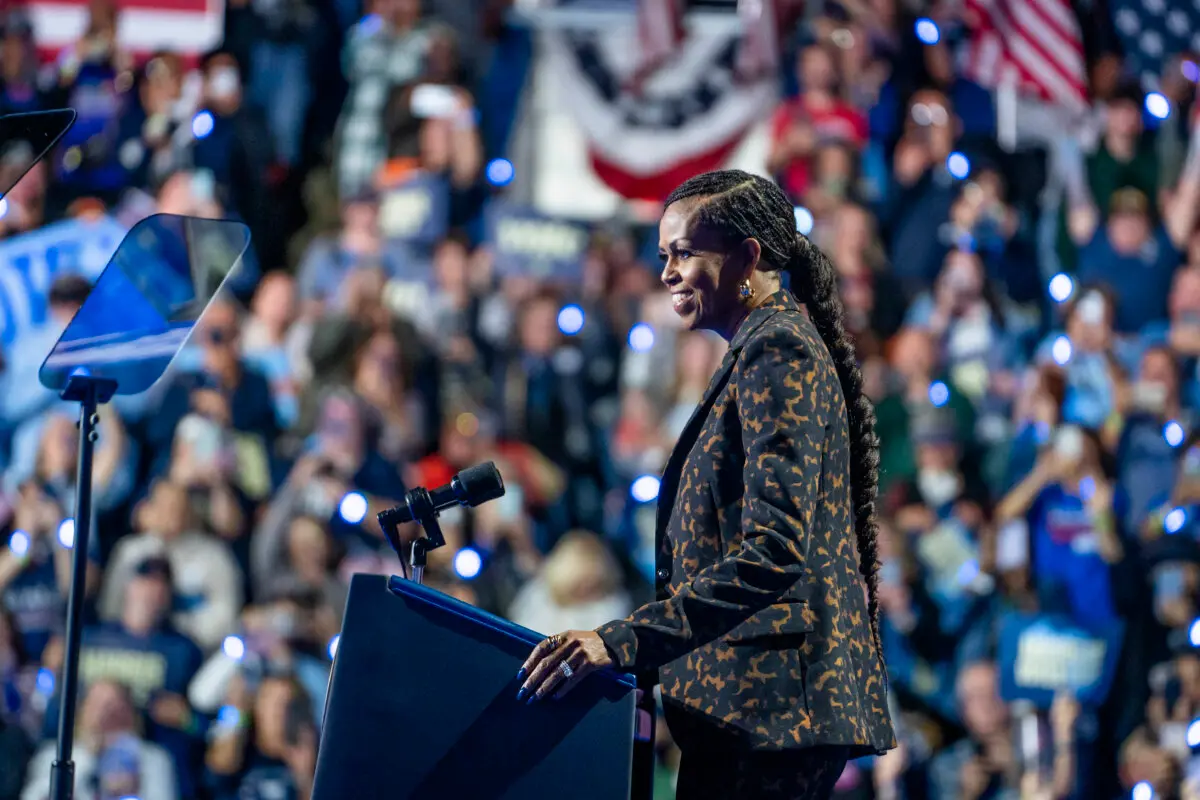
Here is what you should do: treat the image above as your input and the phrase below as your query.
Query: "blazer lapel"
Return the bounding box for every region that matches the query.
[654,291,798,537]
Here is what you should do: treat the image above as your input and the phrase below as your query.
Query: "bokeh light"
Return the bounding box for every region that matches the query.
[628,323,655,352]
[57,518,75,549]
[558,304,585,335]
[914,17,940,45]
[928,381,949,407]
[222,635,246,661]
[8,530,29,557]
[328,634,341,659]
[486,158,514,187]
[946,152,971,179]
[1048,273,1074,303]
[338,492,368,524]
[1166,508,1187,534]
[454,547,483,579]
[1051,335,1072,365]
[793,206,814,235]
[1145,93,1171,120]
[192,111,215,139]
[1164,421,1185,448]
[631,475,661,503]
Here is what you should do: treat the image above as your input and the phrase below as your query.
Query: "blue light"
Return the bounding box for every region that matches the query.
[928,381,950,407]
[956,559,979,585]
[118,795,139,800]
[57,518,75,549]
[793,206,814,236]
[1164,421,1185,448]
[222,635,245,661]
[358,13,383,34]
[1132,780,1154,800]
[1166,508,1188,534]
[70,366,91,378]
[1188,718,1200,747]
[1190,618,1200,647]
[1048,273,1074,303]
[0,197,9,220]
[191,111,215,139]
[1079,476,1095,501]
[217,705,241,727]
[1145,92,1171,120]
[328,634,341,660]
[1051,335,1072,366]
[36,668,54,695]
[631,475,661,503]
[1185,60,1200,83]
[914,17,940,45]
[8,530,29,557]
[453,547,483,579]
[946,152,970,180]
[338,492,368,524]
[485,158,514,187]
[628,323,655,352]
[558,304,585,336]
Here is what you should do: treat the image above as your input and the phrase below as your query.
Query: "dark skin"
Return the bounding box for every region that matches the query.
[517,197,783,703]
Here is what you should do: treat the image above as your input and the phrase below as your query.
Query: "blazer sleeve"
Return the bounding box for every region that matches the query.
[596,329,824,671]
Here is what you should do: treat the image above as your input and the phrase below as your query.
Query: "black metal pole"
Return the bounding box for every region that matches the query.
[50,376,115,800]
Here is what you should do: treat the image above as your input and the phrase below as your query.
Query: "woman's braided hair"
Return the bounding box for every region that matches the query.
[664,169,884,653]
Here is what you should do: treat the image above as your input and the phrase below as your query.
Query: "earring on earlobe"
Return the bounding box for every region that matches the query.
[739,279,754,300]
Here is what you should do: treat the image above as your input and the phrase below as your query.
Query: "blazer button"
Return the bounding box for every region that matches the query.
[655,568,670,583]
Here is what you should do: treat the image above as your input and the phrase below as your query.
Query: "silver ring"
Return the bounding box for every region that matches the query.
[559,661,574,679]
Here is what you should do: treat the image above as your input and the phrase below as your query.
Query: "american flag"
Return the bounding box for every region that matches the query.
[964,0,1088,113]
[12,0,222,63]
[1109,0,1200,90]
[734,0,779,82]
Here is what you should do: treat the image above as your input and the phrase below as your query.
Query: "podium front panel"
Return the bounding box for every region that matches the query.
[313,574,636,800]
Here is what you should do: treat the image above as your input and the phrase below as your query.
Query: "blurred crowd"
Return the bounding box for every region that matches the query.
[0,0,1198,798]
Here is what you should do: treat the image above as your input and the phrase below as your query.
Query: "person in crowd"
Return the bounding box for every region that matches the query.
[99,481,244,652]
[22,680,177,800]
[506,529,632,634]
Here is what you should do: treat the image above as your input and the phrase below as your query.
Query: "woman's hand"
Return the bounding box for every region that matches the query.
[517,630,614,703]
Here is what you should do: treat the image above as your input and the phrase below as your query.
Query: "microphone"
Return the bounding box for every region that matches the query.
[378,462,506,529]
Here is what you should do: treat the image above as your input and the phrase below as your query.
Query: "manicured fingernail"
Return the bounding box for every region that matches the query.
[516,668,527,681]
[516,688,527,702]
[526,693,538,705]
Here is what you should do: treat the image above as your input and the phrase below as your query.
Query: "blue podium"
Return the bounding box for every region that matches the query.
[313,574,637,799]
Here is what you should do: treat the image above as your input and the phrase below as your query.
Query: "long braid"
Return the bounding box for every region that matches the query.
[665,169,885,659]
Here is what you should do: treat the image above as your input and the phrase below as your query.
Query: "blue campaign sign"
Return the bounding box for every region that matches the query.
[997,612,1124,709]
[0,215,126,350]
[378,173,450,248]
[486,203,591,281]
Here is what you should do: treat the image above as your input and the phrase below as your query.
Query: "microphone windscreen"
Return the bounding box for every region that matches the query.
[455,462,505,507]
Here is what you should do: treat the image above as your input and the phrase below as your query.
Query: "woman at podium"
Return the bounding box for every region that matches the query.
[519,171,896,799]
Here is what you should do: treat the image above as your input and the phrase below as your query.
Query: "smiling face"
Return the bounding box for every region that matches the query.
[658,198,762,337]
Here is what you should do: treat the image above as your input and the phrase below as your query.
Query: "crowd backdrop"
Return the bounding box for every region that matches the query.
[0,0,1198,797]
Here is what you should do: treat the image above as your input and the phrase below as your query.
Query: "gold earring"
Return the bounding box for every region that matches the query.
[739,279,754,300]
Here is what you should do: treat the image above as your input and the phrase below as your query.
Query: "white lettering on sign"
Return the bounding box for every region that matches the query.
[1014,630,1106,690]
[380,189,432,238]
[495,218,586,260]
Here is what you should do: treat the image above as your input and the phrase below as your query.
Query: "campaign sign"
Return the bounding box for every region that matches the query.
[0,215,125,349]
[486,203,590,281]
[379,172,450,248]
[997,612,1124,709]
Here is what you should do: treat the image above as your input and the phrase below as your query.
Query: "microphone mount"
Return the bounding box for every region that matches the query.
[377,462,505,585]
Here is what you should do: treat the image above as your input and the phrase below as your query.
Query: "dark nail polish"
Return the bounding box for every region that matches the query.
[526,693,538,705]
[516,688,527,702]
[516,668,527,681]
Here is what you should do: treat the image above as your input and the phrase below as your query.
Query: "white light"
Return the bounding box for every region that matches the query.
[914,17,940,45]
[1190,618,1200,647]
[1188,718,1200,747]
[191,111,215,139]
[222,635,245,661]
[628,323,655,352]
[8,530,29,557]
[0,197,9,220]
[1048,273,1074,303]
[558,304,585,336]
[338,492,368,524]
[957,559,979,585]
[1146,93,1171,120]
[453,547,482,579]
[486,158,514,187]
[1164,421,1185,448]
[118,795,139,800]
[36,668,54,695]
[928,381,950,407]
[57,519,75,549]
[1051,335,1072,365]
[1132,780,1155,800]
[1166,508,1188,534]
[793,206,814,236]
[328,634,341,659]
[946,152,971,179]
[631,475,661,503]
